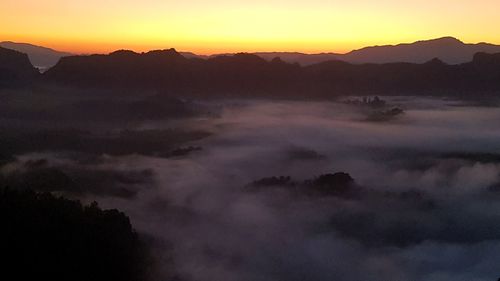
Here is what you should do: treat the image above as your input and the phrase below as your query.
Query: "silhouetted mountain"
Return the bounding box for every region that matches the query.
[192,37,500,66]
[44,49,196,91]
[0,46,39,88]
[180,51,209,59]
[6,37,500,69]
[42,47,500,98]
[0,41,72,71]
[226,52,342,66]
[44,50,303,97]
[342,37,500,64]
[305,53,500,95]
[201,53,303,96]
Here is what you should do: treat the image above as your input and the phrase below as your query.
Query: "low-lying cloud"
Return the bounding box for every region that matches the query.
[2,96,500,281]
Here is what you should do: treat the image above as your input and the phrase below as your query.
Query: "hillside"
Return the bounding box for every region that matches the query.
[0,46,39,88]
[0,41,72,71]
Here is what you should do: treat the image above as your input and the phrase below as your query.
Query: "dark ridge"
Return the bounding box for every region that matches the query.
[0,46,39,88]
[43,48,192,91]
[473,52,500,65]
[0,188,151,281]
[41,48,500,98]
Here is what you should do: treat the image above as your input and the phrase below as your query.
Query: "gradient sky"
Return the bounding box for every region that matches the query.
[1,0,500,54]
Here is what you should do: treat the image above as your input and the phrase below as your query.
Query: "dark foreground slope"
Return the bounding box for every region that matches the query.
[43,49,500,98]
[0,188,150,281]
[0,46,39,88]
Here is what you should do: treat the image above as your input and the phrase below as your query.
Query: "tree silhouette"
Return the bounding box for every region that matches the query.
[0,188,150,281]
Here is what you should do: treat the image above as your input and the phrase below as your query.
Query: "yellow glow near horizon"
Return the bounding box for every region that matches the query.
[1,0,500,54]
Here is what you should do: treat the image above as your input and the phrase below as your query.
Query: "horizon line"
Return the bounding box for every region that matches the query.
[1,36,498,56]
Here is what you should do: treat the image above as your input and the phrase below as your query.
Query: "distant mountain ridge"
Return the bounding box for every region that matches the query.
[0,41,72,71]
[200,37,500,65]
[3,37,500,69]
[340,37,500,64]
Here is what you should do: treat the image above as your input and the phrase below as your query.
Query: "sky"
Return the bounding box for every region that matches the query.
[1,0,500,54]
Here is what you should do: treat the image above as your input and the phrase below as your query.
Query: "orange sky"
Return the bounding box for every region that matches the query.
[1,0,500,55]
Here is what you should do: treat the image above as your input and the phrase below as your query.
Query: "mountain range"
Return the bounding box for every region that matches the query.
[0,41,72,71]
[186,36,500,65]
[252,37,500,65]
[42,48,500,98]
[3,37,500,70]
[2,38,500,98]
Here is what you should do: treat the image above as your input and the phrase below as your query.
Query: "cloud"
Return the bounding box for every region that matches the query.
[2,96,500,281]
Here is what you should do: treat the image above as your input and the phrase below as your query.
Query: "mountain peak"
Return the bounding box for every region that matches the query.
[418,36,464,46]
[109,50,138,56]
[426,36,463,44]
[342,36,500,64]
[145,48,181,56]
[424,57,447,66]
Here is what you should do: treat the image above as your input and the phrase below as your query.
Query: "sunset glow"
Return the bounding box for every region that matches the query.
[2,0,500,54]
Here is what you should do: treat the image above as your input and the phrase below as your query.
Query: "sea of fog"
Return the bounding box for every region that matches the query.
[6,97,500,281]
